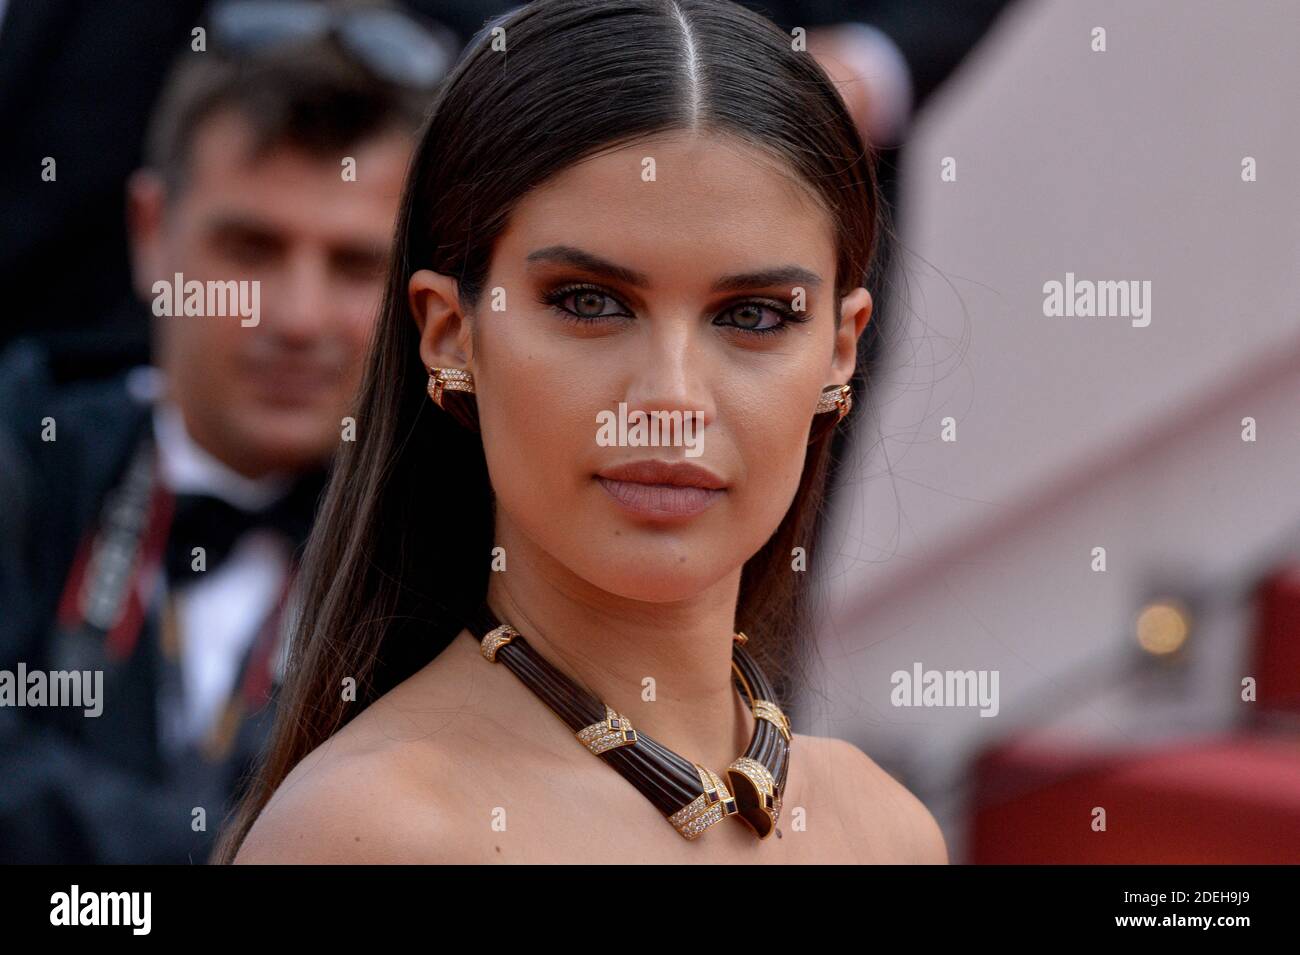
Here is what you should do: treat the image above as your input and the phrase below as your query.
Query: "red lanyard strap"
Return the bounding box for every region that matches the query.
[55,432,174,661]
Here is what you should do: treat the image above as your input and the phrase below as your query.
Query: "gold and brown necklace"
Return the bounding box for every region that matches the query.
[465,603,791,840]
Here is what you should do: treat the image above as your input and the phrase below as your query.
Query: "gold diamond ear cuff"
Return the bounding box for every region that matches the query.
[814,383,852,421]
[427,366,475,409]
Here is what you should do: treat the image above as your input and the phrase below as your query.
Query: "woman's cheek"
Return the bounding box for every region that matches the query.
[748,416,812,526]
[486,388,593,526]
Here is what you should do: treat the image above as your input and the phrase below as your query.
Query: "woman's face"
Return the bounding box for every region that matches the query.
[411,130,871,602]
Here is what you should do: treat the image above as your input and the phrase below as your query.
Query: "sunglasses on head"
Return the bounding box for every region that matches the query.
[208,0,459,88]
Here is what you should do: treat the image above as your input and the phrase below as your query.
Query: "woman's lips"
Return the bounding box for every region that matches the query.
[594,458,727,520]
[595,476,724,519]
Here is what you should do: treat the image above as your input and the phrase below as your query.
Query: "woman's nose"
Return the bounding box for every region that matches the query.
[619,320,716,430]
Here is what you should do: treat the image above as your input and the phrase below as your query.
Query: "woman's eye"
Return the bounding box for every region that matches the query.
[543,285,629,322]
[716,301,801,335]
[540,285,806,336]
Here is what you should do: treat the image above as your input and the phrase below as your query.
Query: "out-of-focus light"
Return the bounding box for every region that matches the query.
[1136,600,1191,655]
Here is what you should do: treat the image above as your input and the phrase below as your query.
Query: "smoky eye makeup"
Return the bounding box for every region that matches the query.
[538,282,631,324]
[536,281,813,336]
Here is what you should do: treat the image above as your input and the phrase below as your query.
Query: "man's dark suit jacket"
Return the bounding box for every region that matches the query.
[0,339,288,863]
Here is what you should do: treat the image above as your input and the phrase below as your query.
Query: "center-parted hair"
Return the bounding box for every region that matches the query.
[214,0,881,862]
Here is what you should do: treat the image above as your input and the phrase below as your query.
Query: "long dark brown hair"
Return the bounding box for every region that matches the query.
[214,0,882,862]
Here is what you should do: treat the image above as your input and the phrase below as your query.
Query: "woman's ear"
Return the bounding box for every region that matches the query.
[409,269,473,371]
[830,286,873,384]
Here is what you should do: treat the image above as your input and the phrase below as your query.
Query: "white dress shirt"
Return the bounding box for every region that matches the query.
[149,398,295,758]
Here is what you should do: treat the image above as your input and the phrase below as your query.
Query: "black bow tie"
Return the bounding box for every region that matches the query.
[164,474,326,583]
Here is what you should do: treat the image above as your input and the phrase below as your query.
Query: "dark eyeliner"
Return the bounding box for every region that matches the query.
[538,281,811,335]
[716,298,810,336]
[538,282,629,325]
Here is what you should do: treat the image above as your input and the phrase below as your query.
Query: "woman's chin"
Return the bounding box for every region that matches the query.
[581,560,729,605]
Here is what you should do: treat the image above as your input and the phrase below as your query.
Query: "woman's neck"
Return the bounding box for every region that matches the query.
[484,530,756,775]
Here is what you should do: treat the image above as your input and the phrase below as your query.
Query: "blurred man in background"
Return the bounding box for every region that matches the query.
[0,2,441,862]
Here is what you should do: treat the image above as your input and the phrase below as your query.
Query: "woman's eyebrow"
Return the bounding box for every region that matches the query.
[710,265,822,292]
[526,245,650,287]
[526,244,822,292]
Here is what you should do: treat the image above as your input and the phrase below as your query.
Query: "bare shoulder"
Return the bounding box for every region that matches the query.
[796,733,948,864]
[232,692,479,863]
[231,738,452,863]
[232,631,508,864]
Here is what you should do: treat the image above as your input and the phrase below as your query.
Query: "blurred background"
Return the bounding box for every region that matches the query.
[806,0,1300,863]
[1,0,1295,863]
